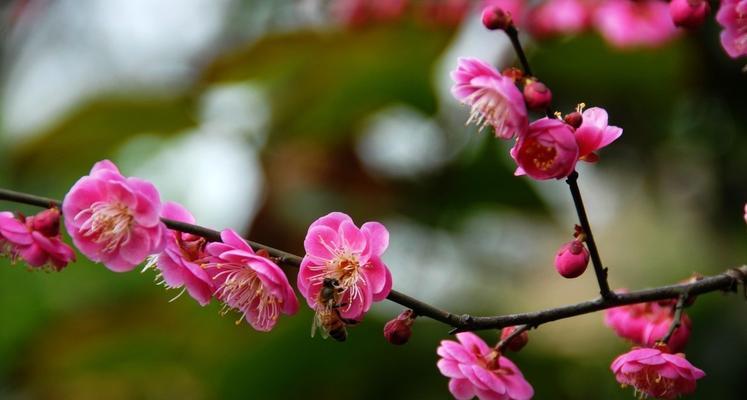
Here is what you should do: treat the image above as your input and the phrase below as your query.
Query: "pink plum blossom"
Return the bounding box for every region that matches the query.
[527,0,591,38]
[554,240,589,278]
[511,117,579,180]
[451,57,528,140]
[604,299,691,353]
[205,229,298,332]
[593,0,679,48]
[640,312,692,353]
[669,0,710,29]
[18,208,75,271]
[63,160,167,272]
[611,347,705,399]
[0,211,30,261]
[146,202,214,306]
[298,212,392,321]
[574,106,623,162]
[716,0,747,58]
[437,332,534,400]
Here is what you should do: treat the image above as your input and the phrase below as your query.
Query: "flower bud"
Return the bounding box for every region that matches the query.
[29,208,61,237]
[523,80,553,110]
[481,5,512,30]
[500,326,529,352]
[563,111,583,129]
[669,0,710,29]
[384,309,415,345]
[554,240,589,278]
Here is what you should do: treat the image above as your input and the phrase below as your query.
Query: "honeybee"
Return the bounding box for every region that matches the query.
[311,278,357,342]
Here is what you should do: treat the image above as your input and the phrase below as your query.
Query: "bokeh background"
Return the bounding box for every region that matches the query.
[1,1,746,399]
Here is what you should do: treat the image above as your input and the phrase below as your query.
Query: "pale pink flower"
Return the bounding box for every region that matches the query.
[611,347,705,399]
[0,211,30,261]
[604,299,691,353]
[527,0,591,38]
[298,212,392,321]
[451,57,528,140]
[574,106,623,162]
[511,117,579,180]
[205,229,298,332]
[593,0,679,48]
[437,332,534,400]
[554,240,589,278]
[716,0,747,58]
[16,208,75,271]
[146,202,214,306]
[63,160,167,272]
[669,0,710,29]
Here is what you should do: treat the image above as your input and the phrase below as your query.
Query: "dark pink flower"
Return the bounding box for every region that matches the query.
[437,332,534,400]
[205,229,298,332]
[604,299,691,353]
[528,0,591,38]
[641,313,692,353]
[511,118,579,180]
[63,160,167,272]
[611,347,705,399]
[451,57,528,140]
[481,0,526,25]
[146,202,214,306]
[574,106,623,162]
[0,211,31,262]
[716,0,747,58]
[670,0,710,29]
[554,240,589,278]
[593,0,679,48]
[417,0,471,27]
[17,208,75,271]
[298,212,392,321]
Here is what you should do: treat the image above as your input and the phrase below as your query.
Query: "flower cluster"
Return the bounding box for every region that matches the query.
[605,297,692,352]
[716,0,747,59]
[0,208,75,270]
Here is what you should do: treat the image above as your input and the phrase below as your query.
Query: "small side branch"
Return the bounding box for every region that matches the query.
[661,294,688,345]
[496,324,531,353]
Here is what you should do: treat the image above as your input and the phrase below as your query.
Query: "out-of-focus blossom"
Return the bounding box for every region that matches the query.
[205,229,298,332]
[574,106,623,162]
[384,309,415,345]
[611,347,705,399]
[482,4,513,30]
[298,212,392,321]
[482,0,526,26]
[593,0,679,48]
[716,0,747,58]
[330,0,409,28]
[554,240,589,278]
[511,118,578,180]
[147,202,214,306]
[63,160,167,272]
[528,0,591,38]
[669,0,710,29]
[17,208,75,271]
[640,312,692,353]
[500,326,529,352]
[605,298,691,353]
[522,79,553,110]
[451,57,528,139]
[417,0,471,27]
[0,211,31,262]
[437,332,534,400]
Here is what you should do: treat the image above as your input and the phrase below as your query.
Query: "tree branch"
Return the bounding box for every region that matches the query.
[661,294,687,345]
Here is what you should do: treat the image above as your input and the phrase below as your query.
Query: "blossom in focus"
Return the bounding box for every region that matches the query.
[604,299,691,353]
[554,240,589,278]
[527,0,591,38]
[0,211,30,261]
[205,229,298,331]
[451,57,528,140]
[17,208,75,271]
[511,118,579,180]
[669,0,710,29]
[593,0,679,48]
[574,106,623,162]
[437,332,534,400]
[716,0,747,58]
[611,347,705,399]
[298,212,392,321]
[146,202,214,306]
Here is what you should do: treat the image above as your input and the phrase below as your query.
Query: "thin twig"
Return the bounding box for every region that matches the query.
[661,294,688,345]
[504,26,532,77]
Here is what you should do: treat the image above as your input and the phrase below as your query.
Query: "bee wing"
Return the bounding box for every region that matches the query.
[311,309,330,340]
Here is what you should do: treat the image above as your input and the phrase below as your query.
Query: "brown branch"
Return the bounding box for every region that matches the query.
[1,187,745,334]
[661,294,688,345]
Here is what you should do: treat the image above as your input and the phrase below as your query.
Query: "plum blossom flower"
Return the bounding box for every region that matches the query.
[716,0,747,58]
[63,160,167,272]
[437,332,534,400]
[451,57,528,140]
[205,229,298,332]
[593,0,679,48]
[605,298,691,353]
[611,347,705,399]
[574,106,623,162]
[511,117,579,180]
[527,0,591,38]
[298,212,392,321]
[18,208,75,271]
[669,0,710,29]
[145,202,214,306]
[0,211,30,261]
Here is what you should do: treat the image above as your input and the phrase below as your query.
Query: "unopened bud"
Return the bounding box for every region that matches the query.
[563,111,583,129]
[30,208,61,237]
[669,0,710,29]
[523,80,553,110]
[554,240,589,278]
[384,309,415,345]
[481,6,512,30]
[500,326,529,352]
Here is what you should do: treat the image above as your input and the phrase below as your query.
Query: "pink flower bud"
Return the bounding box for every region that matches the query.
[384,309,415,345]
[29,208,61,237]
[670,0,710,29]
[563,111,583,129]
[500,326,529,352]
[481,5,513,30]
[523,80,552,110]
[554,240,589,278]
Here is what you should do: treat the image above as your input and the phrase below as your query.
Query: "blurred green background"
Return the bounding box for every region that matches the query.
[1,1,746,399]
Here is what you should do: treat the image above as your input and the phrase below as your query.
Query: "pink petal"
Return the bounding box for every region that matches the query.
[128,178,162,226]
[309,212,353,232]
[19,244,47,267]
[338,220,366,254]
[161,201,195,224]
[363,257,392,300]
[458,363,489,391]
[472,366,506,395]
[441,341,478,364]
[304,225,338,261]
[438,359,465,379]
[449,378,476,400]
[90,159,120,175]
[119,226,152,265]
[361,221,389,257]
[456,332,492,357]
[473,387,505,400]
[219,229,254,253]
